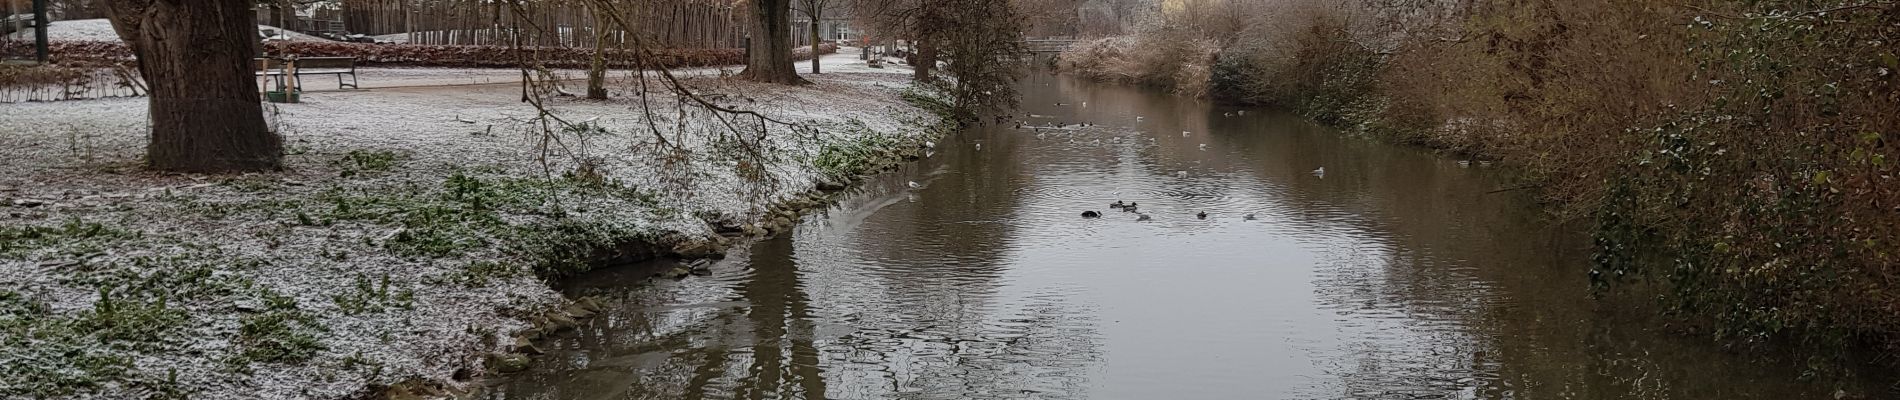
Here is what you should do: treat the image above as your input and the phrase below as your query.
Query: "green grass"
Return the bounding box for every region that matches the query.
[0,255,252,398]
[335,149,405,178]
[332,273,415,316]
[235,288,326,364]
[0,219,139,259]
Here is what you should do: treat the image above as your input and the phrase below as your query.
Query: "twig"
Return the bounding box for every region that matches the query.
[1485,185,1541,194]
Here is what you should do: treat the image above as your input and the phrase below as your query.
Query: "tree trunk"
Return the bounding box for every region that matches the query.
[586,3,608,99]
[739,0,807,85]
[911,40,937,82]
[106,0,282,173]
[808,11,820,74]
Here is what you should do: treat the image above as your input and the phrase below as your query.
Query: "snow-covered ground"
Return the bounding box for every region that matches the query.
[283,46,905,90]
[6,18,328,42]
[0,50,938,399]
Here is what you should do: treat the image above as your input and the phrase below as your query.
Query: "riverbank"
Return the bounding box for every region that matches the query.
[1056,0,1899,385]
[0,52,948,399]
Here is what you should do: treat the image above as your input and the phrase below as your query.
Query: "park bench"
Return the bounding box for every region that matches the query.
[255,56,359,90]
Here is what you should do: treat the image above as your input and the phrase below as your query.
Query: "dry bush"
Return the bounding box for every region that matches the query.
[1056,31,1218,97]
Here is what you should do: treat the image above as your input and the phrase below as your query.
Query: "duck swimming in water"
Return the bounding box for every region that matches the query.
[1122,202,1139,212]
[1110,200,1126,209]
[1243,213,1257,221]
[1135,213,1152,222]
[1197,211,1208,220]
[1081,210,1102,218]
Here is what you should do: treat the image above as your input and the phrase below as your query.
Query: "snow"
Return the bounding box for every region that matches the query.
[6,18,330,42]
[0,50,938,399]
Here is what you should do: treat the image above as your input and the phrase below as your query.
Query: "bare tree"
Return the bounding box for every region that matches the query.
[794,0,833,74]
[856,0,1027,119]
[106,0,281,172]
[740,0,809,84]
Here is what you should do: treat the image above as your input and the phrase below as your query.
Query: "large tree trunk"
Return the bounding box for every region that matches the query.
[107,0,282,173]
[911,40,937,82]
[739,0,807,85]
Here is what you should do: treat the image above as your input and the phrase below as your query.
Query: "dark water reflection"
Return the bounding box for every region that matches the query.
[486,74,1845,399]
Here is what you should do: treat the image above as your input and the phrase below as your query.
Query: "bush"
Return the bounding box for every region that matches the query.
[1055,32,1219,97]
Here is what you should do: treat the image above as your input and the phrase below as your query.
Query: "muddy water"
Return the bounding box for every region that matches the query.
[485,74,1839,399]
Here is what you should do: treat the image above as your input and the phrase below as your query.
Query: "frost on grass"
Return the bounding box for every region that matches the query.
[0,52,939,399]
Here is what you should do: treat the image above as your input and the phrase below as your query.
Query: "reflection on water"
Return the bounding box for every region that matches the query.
[486,73,1849,399]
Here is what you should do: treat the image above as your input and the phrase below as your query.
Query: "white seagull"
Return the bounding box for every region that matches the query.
[1311,167,1326,178]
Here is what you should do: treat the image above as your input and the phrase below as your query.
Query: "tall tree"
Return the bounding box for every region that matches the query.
[106,0,281,172]
[586,1,610,99]
[740,0,808,84]
[795,0,832,74]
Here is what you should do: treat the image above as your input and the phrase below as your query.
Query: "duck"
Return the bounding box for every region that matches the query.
[1110,200,1126,209]
[1123,202,1139,212]
[1243,213,1257,221]
[1081,210,1102,218]
[1311,167,1325,178]
[1135,213,1152,222]
[1222,112,1235,117]
[1197,211,1208,220]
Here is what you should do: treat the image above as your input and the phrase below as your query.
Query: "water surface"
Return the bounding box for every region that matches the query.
[486,74,1839,399]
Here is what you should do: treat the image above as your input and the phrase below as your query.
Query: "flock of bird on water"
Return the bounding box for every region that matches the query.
[902,102,1339,224]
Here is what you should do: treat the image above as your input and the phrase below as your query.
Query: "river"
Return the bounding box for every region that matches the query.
[484,73,1839,399]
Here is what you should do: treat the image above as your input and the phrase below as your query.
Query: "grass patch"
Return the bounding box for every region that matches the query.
[1,255,250,398]
[234,288,326,365]
[0,219,139,259]
[335,149,404,178]
[332,273,415,316]
[298,171,668,277]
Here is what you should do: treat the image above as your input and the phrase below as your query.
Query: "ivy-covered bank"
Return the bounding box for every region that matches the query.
[0,65,954,399]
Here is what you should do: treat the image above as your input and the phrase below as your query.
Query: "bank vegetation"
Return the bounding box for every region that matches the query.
[1057,0,1899,383]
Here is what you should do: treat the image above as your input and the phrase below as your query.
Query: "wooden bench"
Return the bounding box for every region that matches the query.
[256,57,359,90]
